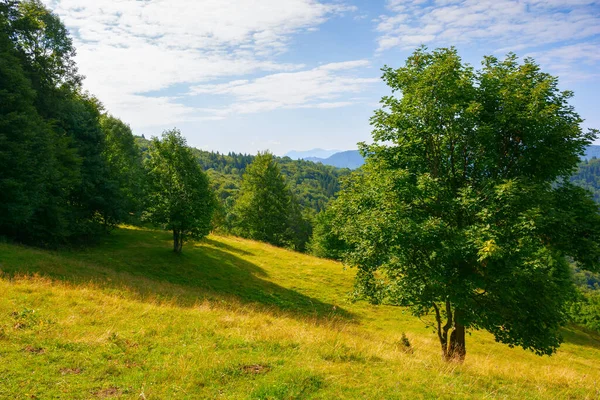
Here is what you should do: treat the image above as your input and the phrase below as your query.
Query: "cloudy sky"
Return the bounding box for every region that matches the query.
[42,0,600,154]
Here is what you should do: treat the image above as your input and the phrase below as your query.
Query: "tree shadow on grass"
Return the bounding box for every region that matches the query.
[201,237,254,257]
[1,228,354,323]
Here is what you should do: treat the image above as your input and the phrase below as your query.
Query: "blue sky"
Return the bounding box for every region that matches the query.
[43,0,600,155]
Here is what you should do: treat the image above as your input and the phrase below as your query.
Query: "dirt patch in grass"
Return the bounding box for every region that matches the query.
[60,368,82,375]
[241,364,270,374]
[94,387,122,398]
[23,345,45,354]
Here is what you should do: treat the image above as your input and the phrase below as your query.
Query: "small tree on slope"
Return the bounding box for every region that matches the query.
[144,129,215,253]
[331,47,600,362]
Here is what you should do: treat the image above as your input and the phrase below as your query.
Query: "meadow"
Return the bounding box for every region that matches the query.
[0,227,599,399]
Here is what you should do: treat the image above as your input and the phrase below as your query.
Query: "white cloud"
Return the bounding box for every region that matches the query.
[525,42,600,82]
[375,0,600,82]
[376,0,600,52]
[42,0,357,128]
[189,61,379,115]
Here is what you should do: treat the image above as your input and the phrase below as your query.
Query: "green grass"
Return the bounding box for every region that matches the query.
[0,226,599,399]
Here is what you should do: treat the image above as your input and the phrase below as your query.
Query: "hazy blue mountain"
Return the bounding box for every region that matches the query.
[584,145,600,160]
[308,150,365,169]
[323,150,364,169]
[285,148,341,160]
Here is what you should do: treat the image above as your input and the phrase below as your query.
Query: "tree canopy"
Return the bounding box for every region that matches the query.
[330,47,600,361]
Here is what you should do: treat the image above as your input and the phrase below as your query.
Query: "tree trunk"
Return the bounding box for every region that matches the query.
[448,321,466,361]
[173,230,181,253]
[433,303,466,362]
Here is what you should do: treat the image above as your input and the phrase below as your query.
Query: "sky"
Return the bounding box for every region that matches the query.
[42,0,600,155]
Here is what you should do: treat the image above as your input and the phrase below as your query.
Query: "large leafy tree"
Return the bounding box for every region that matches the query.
[331,47,600,361]
[144,129,215,253]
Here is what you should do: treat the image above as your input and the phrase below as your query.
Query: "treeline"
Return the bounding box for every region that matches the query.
[137,135,345,251]
[136,136,350,252]
[135,136,349,213]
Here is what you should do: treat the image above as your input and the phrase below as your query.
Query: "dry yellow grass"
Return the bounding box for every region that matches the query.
[0,226,598,399]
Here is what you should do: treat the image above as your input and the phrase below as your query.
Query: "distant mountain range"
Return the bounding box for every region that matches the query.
[285,144,600,170]
[284,148,341,160]
[303,150,365,169]
[284,148,364,169]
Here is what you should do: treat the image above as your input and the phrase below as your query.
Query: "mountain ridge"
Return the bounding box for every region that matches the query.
[284,148,341,160]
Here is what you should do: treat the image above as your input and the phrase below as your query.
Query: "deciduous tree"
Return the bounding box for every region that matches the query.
[144,129,215,253]
[331,47,600,361]
[232,151,311,250]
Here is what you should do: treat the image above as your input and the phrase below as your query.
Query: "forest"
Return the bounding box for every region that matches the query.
[1,0,600,374]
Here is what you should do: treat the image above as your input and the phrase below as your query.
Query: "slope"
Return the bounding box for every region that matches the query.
[0,227,599,399]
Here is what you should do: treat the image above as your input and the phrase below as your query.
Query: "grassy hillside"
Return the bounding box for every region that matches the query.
[0,227,599,399]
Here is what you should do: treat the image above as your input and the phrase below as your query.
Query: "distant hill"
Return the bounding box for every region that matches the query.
[285,148,341,160]
[307,150,365,169]
[584,145,600,160]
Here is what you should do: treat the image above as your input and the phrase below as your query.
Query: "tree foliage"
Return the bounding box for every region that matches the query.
[135,136,349,215]
[144,129,215,253]
[331,47,600,361]
[307,207,348,260]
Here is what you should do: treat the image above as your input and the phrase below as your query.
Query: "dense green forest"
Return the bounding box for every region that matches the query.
[571,157,600,203]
